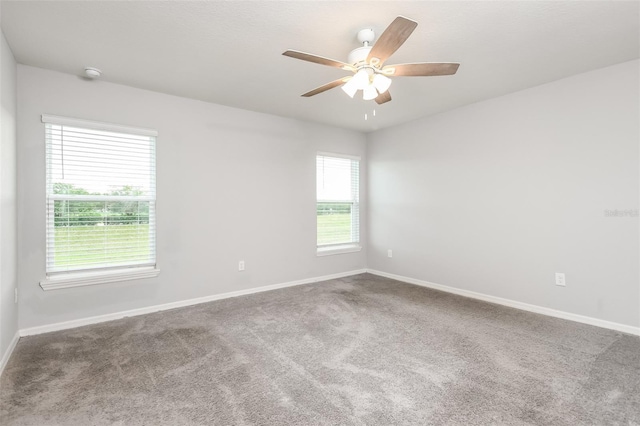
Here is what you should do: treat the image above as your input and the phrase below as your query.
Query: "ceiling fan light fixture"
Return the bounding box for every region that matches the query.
[341,78,358,98]
[352,69,370,90]
[372,73,392,94]
[362,84,378,101]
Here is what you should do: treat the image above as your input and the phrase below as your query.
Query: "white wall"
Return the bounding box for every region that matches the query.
[1,30,18,361]
[368,60,640,328]
[14,59,639,332]
[17,65,367,330]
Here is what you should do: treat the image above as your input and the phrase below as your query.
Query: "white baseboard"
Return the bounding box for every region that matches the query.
[20,269,367,337]
[19,267,639,338]
[367,269,640,336]
[0,331,20,377]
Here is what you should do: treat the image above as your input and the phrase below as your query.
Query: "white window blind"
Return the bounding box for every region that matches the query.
[316,154,360,250]
[43,115,157,275]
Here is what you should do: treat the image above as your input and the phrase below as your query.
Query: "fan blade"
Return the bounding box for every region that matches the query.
[283,50,355,72]
[302,77,351,97]
[381,62,460,76]
[367,16,418,66]
[375,90,392,105]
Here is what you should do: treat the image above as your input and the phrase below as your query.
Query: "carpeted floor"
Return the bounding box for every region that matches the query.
[1,273,639,425]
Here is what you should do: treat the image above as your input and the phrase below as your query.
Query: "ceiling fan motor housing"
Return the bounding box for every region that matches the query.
[348,46,372,66]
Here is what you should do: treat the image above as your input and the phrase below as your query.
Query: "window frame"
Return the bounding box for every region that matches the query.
[316,152,361,256]
[39,114,160,290]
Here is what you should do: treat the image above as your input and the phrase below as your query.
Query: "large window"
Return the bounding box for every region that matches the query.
[316,153,360,255]
[42,115,158,289]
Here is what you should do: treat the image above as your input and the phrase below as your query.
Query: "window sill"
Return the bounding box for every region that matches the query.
[317,244,362,257]
[40,266,160,291]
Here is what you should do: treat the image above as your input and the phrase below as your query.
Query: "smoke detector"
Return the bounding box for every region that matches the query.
[84,67,102,79]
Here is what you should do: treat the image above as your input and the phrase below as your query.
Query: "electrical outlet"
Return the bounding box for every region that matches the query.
[387,249,393,258]
[14,288,18,303]
[238,261,245,272]
[555,273,565,286]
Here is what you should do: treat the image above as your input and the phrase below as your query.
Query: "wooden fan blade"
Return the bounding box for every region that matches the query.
[367,16,418,66]
[283,50,355,72]
[375,90,392,105]
[381,62,460,76]
[302,77,351,97]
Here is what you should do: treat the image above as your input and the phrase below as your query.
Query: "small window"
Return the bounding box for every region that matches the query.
[316,153,360,255]
[42,115,157,286]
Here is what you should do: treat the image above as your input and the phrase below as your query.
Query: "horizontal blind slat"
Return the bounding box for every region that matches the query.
[46,133,154,145]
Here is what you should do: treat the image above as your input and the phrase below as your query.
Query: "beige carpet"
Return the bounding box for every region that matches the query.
[1,273,639,425]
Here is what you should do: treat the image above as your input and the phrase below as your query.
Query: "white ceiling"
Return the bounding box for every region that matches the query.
[2,1,638,133]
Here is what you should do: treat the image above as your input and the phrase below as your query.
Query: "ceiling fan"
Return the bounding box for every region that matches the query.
[283,16,460,105]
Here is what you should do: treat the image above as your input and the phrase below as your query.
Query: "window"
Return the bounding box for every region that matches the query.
[41,115,159,290]
[316,153,360,255]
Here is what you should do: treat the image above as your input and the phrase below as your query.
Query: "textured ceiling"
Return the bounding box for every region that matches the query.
[2,1,639,132]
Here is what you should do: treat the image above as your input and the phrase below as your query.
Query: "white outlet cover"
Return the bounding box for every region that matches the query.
[555,273,565,286]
